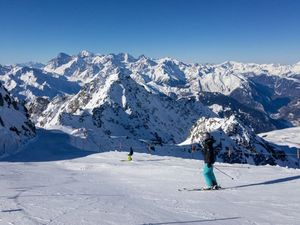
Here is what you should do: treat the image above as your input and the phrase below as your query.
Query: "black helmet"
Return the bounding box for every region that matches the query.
[204,132,210,139]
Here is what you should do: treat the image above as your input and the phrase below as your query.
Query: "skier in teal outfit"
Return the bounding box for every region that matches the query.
[200,132,219,190]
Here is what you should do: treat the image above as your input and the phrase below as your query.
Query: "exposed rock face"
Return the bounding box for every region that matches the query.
[187,116,290,166]
[0,83,35,157]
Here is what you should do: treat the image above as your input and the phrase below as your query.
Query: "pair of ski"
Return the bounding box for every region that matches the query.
[178,187,225,192]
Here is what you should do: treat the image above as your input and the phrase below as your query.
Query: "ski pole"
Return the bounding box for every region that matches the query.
[214,166,235,180]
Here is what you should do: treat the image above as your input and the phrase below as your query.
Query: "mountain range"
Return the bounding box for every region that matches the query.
[0,51,299,166]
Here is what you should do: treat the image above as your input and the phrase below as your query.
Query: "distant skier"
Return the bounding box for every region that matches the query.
[200,132,219,190]
[128,147,134,161]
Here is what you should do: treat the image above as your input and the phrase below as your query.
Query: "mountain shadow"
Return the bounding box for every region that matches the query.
[1,128,95,162]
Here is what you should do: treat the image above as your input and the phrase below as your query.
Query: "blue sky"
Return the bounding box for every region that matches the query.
[0,0,300,64]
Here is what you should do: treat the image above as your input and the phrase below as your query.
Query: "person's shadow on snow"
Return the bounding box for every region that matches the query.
[230,175,300,189]
[141,217,241,225]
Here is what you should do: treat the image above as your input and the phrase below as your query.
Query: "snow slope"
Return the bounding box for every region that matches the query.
[259,127,300,148]
[0,129,299,225]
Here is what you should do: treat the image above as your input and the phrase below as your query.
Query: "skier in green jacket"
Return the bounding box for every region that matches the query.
[128,147,133,161]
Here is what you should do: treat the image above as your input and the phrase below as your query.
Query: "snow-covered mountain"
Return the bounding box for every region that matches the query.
[36,71,294,166]
[16,61,45,69]
[0,66,80,101]
[184,116,294,166]
[42,52,300,132]
[0,65,81,120]
[0,82,35,157]
[1,51,299,166]
[37,70,213,151]
[44,51,100,83]
[2,51,299,132]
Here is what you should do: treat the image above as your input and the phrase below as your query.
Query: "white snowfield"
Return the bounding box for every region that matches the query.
[259,127,300,149]
[0,129,299,225]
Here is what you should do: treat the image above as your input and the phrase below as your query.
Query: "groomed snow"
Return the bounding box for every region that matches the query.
[259,127,300,148]
[0,129,299,225]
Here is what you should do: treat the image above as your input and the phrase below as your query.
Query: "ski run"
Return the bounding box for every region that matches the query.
[0,129,299,225]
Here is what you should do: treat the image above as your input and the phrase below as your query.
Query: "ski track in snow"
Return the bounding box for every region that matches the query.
[0,130,299,225]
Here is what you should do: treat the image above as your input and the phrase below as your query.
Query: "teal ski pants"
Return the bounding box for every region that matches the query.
[203,163,217,187]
